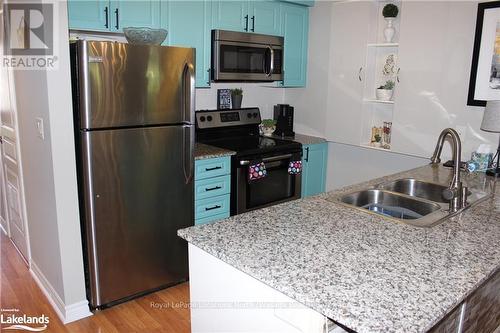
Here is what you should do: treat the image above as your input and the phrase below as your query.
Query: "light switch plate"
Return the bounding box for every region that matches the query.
[35,117,44,140]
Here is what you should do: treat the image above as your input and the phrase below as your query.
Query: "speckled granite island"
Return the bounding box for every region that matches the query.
[178,165,500,333]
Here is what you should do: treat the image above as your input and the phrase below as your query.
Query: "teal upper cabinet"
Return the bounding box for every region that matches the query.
[211,1,281,35]
[113,1,160,32]
[68,1,110,31]
[301,143,328,197]
[162,1,212,88]
[248,1,281,35]
[68,0,160,32]
[211,1,248,32]
[280,2,309,87]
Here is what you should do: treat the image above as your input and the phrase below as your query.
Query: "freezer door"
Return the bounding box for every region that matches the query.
[80,125,194,307]
[76,40,195,129]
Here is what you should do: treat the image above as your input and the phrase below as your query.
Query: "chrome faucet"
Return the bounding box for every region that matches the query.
[430,128,468,212]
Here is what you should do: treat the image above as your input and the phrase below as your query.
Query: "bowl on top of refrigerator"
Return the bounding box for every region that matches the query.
[123,27,167,45]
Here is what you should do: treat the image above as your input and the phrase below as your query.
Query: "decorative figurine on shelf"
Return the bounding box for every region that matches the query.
[230,88,243,109]
[382,3,399,43]
[383,121,392,149]
[376,80,395,101]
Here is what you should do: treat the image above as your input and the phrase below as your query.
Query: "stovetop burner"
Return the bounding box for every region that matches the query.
[195,108,302,157]
[203,135,301,157]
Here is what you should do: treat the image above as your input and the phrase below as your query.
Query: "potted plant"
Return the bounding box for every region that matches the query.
[382,3,399,43]
[376,80,395,101]
[230,88,243,109]
[260,119,277,136]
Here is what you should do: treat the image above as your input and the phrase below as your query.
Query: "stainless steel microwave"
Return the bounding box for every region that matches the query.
[212,30,284,82]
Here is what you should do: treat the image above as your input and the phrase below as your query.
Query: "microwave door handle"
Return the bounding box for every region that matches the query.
[265,45,274,77]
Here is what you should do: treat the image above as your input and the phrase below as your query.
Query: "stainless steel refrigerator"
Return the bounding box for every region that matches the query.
[70,40,195,309]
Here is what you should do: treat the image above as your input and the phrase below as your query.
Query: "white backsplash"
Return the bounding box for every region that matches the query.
[196,82,286,120]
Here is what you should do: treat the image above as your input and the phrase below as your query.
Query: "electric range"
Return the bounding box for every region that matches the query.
[196,108,302,215]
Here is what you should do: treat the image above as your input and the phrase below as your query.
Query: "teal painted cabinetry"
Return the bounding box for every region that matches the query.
[248,1,281,35]
[163,1,212,88]
[211,1,280,35]
[194,157,231,225]
[113,1,160,32]
[301,142,327,197]
[211,1,248,32]
[279,2,309,87]
[68,0,109,31]
[68,0,159,32]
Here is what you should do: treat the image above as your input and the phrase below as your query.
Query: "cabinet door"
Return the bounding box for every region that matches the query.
[211,1,249,32]
[279,3,308,87]
[325,1,372,145]
[68,0,111,32]
[112,0,160,32]
[302,143,328,197]
[248,1,281,36]
[165,1,212,88]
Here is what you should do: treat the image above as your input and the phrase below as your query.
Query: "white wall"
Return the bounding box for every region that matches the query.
[11,0,90,322]
[285,1,497,190]
[196,83,285,120]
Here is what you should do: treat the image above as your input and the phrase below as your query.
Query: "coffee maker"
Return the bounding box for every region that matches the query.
[273,104,294,137]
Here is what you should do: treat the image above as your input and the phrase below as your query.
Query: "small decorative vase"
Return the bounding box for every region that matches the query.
[383,17,396,43]
[376,88,394,101]
[261,126,276,136]
[231,94,242,109]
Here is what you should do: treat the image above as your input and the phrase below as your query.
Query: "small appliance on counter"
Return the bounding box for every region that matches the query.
[273,104,295,137]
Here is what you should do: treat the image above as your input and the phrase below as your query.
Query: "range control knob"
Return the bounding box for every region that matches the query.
[253,112,258,118]
[200,116,206,122]
[207,115,213,122]
[247,113,252,118]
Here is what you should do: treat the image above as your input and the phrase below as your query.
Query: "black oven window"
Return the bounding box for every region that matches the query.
[220,45,267,74]
[246,160,295,209]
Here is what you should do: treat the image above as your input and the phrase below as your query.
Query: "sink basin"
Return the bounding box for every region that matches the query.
[377,178,449,203]
[340,189,442,220]
[330,178,491,228]
[378,178,472,204]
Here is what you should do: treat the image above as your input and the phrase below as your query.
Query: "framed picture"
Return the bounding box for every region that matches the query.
[217,89,231,109]
[468,1,500,107]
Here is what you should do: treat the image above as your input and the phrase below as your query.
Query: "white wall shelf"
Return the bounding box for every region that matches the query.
[363,99,394,104]
[367,43,399,47]
[361,143,391,151]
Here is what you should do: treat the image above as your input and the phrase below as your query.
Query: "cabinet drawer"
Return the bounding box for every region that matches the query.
[195,175,231,200]
[195,194,230,220]
[195,212,230,226]
[195,157,231,180]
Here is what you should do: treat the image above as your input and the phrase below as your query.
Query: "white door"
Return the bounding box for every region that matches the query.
[0,22,29,262]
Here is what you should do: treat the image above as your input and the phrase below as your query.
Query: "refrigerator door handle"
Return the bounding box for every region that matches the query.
[182,125,194,185]
[183,62,195,125]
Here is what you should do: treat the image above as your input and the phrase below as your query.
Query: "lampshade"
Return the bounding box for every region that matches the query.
[481,101,500,133]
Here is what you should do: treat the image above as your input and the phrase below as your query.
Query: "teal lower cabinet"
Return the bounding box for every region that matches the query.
[194,156,231,225]
[301,142,328,197]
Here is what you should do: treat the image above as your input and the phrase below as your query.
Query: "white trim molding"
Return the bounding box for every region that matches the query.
[30,262,92,324]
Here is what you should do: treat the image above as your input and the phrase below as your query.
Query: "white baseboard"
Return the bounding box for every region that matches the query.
[30,262,92,324]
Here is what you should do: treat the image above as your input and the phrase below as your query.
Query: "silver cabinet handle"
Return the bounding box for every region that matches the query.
[358,67,363,81]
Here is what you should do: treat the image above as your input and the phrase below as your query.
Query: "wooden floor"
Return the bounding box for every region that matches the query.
[0,232,191,332]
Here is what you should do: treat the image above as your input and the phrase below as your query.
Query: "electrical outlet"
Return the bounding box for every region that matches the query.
[35,117,44,140]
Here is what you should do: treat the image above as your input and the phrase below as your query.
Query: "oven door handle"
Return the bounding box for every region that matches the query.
[239,153,292,166]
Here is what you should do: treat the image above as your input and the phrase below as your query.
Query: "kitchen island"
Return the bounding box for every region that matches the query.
[178,165,500,333]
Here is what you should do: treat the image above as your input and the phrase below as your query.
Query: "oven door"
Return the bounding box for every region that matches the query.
[213,40,283,82]
[233,151,301,215]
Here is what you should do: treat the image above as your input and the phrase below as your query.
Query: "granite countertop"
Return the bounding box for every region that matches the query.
[178,165,500,333]
[194,142,235,160]
[270,133,327,145]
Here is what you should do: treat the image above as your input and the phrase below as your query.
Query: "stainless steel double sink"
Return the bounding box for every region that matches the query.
[331,178,490,227]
